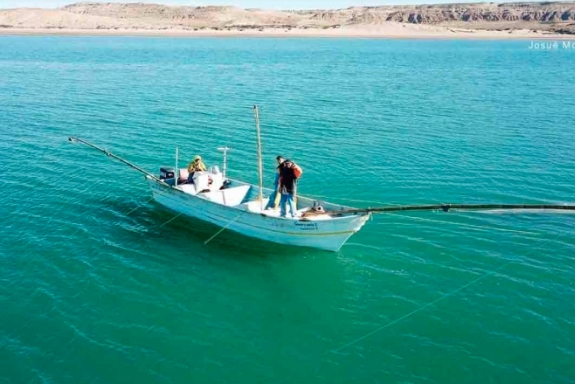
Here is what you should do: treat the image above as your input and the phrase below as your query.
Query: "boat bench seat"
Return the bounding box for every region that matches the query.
[178,168,189,184]
[201,185,250,207]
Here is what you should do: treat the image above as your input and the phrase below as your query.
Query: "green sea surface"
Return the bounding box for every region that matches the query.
[0,36,574,383]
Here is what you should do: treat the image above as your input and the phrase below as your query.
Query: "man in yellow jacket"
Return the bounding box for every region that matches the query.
[187,155,207,183]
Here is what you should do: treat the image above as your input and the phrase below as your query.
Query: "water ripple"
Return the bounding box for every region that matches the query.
[1,37,574,384]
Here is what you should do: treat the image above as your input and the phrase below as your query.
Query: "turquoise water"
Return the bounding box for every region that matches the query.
[1,36,574,383]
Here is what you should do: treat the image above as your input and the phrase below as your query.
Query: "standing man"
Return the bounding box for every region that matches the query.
[278,157,303,218]
[265,155,285,210]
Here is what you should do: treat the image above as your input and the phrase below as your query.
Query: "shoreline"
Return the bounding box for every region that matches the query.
[0,26,573,40]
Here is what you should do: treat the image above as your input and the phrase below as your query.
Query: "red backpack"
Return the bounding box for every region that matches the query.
[293,164,303,178]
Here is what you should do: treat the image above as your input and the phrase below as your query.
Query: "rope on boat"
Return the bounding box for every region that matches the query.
[68,137,169,186]
[204,212,246,245]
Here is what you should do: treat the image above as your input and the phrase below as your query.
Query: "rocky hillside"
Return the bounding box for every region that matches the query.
[299,3,575,24]
[1,2,574,33]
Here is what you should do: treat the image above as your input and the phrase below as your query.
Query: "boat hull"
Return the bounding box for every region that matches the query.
[147,178,369,252]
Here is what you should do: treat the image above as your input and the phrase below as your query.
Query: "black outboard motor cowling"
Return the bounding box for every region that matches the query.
[160,167,176,185]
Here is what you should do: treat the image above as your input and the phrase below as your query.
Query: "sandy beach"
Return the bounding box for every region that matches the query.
[0,25,573,40]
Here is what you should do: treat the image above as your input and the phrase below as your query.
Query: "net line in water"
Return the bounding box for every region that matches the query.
[328,220,570,355]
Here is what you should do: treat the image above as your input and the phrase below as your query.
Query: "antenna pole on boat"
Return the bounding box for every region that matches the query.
[253,105,264,210]
[217,146,231,181]
[175,147,179,187]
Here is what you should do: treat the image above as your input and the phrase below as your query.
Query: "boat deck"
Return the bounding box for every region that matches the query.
[240,199,304,219]
[241,199,333,221]
[177,182,333,221]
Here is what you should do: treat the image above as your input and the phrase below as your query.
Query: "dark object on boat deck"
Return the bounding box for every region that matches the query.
[159,167,175,181]
[311,201,325,213]
[220,179,232,190]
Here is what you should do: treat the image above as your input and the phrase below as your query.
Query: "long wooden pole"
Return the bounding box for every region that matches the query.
[71,137,575,217]
[253,105,264,209]
[303,203,575,217]
[175,146,179,187]
[68,137,168,185]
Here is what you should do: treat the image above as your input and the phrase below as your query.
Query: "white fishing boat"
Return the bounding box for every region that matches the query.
[145,106,371,252]
[146,172,370,252]
[69,106,575,252]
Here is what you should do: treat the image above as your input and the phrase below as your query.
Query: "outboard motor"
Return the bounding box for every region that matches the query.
[311,201,325,213]
[159,167,176,186]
